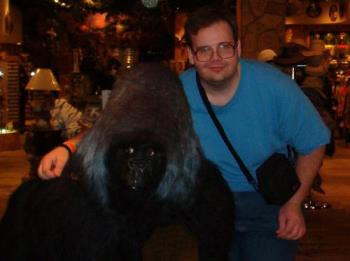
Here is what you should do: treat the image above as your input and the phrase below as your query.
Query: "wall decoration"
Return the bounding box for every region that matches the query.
[306,0,322,18]
[339,0,346,18]
[286,0,300,17]
[329,4,338,22]
[4,13,14,35]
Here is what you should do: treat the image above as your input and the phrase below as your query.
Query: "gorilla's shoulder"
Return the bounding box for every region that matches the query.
[1,178,122,261]
[196,159,232,197]
[3,177,107,223]
[198,159,225,180]
[10,178,86,204]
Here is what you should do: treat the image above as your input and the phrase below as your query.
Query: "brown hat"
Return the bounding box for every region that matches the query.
[273,42,309,66]
[257,49,277,62]
[305,63,329,76]
[304,39,330,67]
[301,39,326,57]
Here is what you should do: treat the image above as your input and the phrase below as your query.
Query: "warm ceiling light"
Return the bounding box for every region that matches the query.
[84,0,96,6]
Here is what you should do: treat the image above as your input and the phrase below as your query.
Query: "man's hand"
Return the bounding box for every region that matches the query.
[276,146,326,240]
[276,201,305,240]
[38,130,87,179]
[37,146,70,179]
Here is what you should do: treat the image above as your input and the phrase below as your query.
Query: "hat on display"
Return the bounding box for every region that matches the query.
[290,38,308,48]
[303,39,330,75]
[305,63,329,76]
[301,76,326,99]
[301,39,326,57]
[301,76,324,89]
[257,49,278,62]
[307,53,329,67]
[273,38,309,66]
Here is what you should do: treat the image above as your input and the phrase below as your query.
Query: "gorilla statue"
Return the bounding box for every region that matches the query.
[0,63,235,261]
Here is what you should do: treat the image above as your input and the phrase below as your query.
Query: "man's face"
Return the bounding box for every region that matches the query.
[188,21,241,88]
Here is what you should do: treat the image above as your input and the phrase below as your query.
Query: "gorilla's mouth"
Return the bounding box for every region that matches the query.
[128,171,144,190]
[126,160,153,190]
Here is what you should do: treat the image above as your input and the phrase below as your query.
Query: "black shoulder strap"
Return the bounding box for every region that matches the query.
[195,73,258,190]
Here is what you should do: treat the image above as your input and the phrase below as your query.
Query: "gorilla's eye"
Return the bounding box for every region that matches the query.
[147,148,156,157]
[126,146,135,154]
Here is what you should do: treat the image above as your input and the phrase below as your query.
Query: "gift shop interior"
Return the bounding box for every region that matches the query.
[1,0,350,260]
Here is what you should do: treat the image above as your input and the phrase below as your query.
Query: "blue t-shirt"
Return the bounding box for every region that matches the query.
[180,59,330,192]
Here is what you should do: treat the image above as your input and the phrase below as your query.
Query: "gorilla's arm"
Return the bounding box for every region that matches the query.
[0,178,122,261]
[185,159,235,261]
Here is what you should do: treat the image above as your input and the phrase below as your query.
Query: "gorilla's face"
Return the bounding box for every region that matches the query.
[105,134,166,204]
[117,142,165,190]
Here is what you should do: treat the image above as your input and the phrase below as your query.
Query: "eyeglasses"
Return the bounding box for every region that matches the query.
[192,42,236,62]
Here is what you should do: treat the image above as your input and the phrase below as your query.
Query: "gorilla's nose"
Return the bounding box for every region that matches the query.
[128,158,148,172]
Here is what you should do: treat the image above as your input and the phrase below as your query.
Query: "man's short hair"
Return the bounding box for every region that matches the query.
[184,5,238,48]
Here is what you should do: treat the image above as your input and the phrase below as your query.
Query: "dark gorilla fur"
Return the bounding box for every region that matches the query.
[0,63,235,260]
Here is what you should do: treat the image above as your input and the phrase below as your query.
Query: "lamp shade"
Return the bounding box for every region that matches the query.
[25,68,60,91]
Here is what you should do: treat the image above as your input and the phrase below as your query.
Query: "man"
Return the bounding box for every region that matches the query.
[179,6,329,261]
[39,6,329,261]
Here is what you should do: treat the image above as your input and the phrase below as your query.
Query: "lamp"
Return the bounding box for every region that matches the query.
[25,68,60,91]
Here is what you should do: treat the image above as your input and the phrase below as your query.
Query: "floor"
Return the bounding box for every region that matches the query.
[1,141,350,260]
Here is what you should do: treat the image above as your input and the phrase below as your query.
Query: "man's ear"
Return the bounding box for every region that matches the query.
[187,46,195,65]
[236,40,242,58]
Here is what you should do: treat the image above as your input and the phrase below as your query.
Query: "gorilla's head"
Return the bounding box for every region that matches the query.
[69,63,202,207]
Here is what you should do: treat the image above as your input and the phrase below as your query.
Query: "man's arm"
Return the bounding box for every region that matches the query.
[37,130,87,179]
[276,145,326,240]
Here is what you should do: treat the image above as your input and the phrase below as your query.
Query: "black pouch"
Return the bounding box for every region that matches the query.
[256,153,301,205]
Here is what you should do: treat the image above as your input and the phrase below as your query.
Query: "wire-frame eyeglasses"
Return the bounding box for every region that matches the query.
[193,42,237,62]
